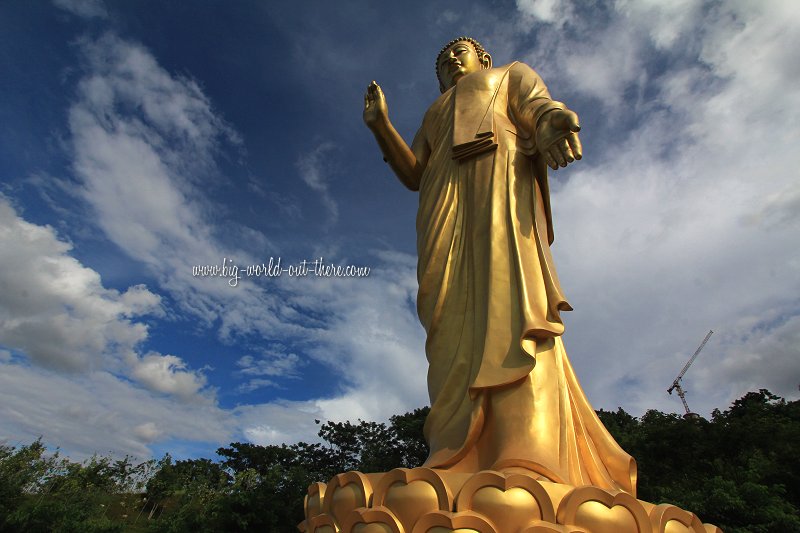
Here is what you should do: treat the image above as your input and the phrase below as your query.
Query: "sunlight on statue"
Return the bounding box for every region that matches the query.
[300,37,722,533]
[364,36,636,494]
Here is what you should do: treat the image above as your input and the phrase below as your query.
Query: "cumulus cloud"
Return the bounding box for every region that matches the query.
[227,251,427,442]
[0,364,232,460]
[508,0,800,415]
[1,31,429,457]
[66,32,308,345]
[298,251,428,422]
[0,196,158,373]
[129,353,208,399]
[0,233,427,454]
[9,3,796,463]
[71,30,430,414]
[222,250,426,444]
[66,32,385,357]
[0,196,210,402]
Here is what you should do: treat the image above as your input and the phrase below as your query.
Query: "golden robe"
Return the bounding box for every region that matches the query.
[411,62,637,495]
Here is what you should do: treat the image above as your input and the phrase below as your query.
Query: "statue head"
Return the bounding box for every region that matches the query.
[436,37,492,93]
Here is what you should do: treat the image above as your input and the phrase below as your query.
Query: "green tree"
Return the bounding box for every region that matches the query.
[0,441,122,532]
[600,390,800,533]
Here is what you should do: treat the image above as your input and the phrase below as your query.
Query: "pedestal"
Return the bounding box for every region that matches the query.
[299,468,721,533]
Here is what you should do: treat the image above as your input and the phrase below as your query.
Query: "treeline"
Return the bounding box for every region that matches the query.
[1,391,798,532]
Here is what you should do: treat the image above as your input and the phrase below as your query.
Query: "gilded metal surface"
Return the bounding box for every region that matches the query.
[345,37,725,533]
[364,37,633,494]
[298,468,722,533]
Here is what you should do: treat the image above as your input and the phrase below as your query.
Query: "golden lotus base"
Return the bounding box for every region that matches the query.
[299,468,721,533]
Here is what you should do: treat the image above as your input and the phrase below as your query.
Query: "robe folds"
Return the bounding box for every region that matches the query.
[411,62,637,495]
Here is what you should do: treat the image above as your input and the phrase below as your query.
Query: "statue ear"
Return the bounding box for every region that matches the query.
[482,53,493,70]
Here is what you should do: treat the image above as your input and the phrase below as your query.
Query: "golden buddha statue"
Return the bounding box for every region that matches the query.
[297,37,723,533]
[364,36,635,495]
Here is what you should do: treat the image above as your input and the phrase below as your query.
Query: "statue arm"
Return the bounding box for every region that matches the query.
[509,63,582,170]
[363,81,427,191]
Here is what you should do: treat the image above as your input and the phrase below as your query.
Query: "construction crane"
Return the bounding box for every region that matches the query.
[667,330,713,417]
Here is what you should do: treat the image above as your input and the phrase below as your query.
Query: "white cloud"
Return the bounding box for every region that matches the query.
[616,0,703,50]
[235,401,324,446]
[10,2,797,465]
[236,351,302,378]
[0,30,426,456]
[508,0,800,416]
[296,142,340,224]
[237,378,278,394]
[129,353,208,399]
[717,315,800,395]
[516,0,572,27]
[299,251,428,422]
[49,31,428,455]
[66,33,312,349]
[70,34,236,274]
[235,350,303,392]
[231,252,427,443]
[0,196,157,373]
[0,364,232,460]
[0,196,211,403]
[133,422,162,443]
[52,0,107,19]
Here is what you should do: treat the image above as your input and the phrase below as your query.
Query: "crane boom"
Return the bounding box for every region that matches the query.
[676,330,713,380]
[667,330,713,416]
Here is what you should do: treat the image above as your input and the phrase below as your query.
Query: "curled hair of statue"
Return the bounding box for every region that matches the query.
[435,36,490,92]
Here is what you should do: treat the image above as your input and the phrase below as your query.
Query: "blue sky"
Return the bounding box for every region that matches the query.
[1,0,798,460]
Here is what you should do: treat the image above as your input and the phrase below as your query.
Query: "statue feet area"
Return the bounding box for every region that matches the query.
[299,467,721,533]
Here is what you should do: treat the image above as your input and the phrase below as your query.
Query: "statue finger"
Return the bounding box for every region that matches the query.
[565,110,581,132]
[544,151,558,170]
[550,146,567,167]
[559,139,575,163]
[567,133,583,160]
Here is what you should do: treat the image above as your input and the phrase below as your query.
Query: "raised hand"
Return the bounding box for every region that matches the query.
[535,109,583,170]
[363,80,389,130]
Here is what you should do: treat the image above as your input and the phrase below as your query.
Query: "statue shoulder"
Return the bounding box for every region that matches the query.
[494,62,519,71]
[507,61,542,79]
[489,62,544,89]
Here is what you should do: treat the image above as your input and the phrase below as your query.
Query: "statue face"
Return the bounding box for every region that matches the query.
[437,40,484,91]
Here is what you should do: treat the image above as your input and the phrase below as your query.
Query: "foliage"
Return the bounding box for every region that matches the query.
[0,439,153,532]
[146,407,430,532]
[598,389,800,532]
[2,395,798,532]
